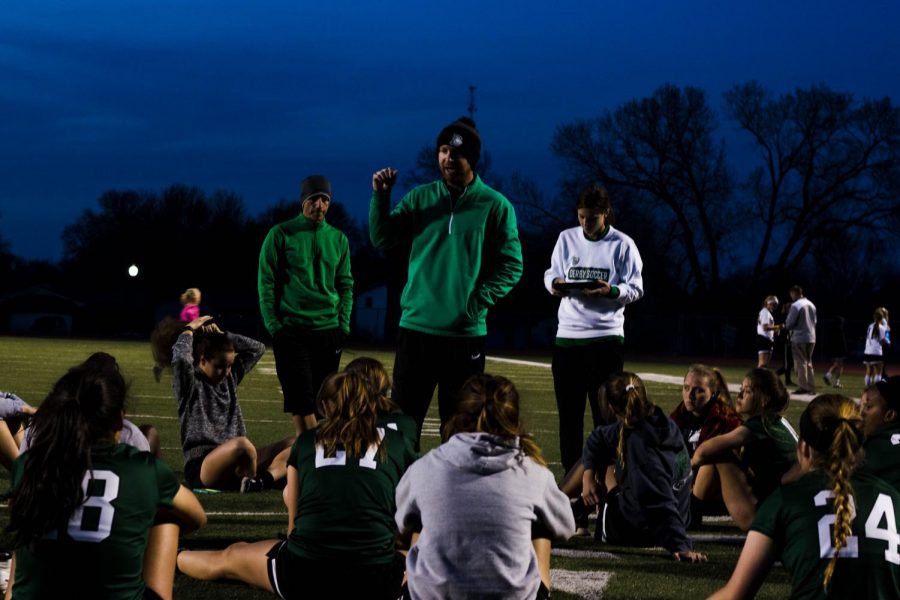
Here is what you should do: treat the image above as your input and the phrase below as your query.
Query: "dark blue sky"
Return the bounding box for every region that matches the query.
[2,1,898,260]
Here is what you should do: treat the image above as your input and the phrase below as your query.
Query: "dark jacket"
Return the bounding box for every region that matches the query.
[583,405,693,553]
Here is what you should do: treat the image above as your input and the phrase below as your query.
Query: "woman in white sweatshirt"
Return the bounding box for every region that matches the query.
[543,185,644,476]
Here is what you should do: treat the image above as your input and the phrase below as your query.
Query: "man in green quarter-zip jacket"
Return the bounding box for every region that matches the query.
[259,175,353,435]
[370,117,523,439]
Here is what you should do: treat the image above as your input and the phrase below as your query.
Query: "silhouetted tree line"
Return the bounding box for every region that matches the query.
[0,80,897,351]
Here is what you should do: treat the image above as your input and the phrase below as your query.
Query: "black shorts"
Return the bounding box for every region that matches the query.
[863,353,884,364]
[183,456,204,489]
[266,540,405,600]
[756,335,774,353]
[596,490,656,547]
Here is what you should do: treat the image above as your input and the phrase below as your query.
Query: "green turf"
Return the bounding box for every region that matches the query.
[1,336,859,598]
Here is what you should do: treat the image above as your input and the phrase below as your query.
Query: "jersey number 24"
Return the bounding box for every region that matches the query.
[815,490,900,565]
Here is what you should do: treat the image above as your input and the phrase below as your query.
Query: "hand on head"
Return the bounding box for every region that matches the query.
[186,315,215,333]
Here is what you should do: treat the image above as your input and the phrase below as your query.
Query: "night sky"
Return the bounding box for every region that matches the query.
[2,1,898,261]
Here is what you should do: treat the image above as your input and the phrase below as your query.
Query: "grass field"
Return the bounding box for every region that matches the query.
[0,335,874,598]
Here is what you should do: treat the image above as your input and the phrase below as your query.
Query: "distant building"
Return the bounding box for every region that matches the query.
[0,288,83,335]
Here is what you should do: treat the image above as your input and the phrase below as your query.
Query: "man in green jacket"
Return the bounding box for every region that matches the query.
[370,117,523,438]
[259,175,353,434]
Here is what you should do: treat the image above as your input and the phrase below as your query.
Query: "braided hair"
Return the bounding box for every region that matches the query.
[799,394,865,591]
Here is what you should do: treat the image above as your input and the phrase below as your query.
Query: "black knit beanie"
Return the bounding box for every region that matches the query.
[436,117,481,167]
[300,175,332,204]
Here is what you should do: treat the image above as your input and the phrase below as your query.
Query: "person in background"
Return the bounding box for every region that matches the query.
[823,315,847,389]
[864,307,890,387]
[258,175,353,435]
[755,296,781,368]
[179,288,202,322]
[784,285,817,395]
[709,394,900,600]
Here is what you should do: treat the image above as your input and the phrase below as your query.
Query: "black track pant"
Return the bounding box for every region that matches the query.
[272,327,344,417]
[552,340,624,473]
[392,328,486,439]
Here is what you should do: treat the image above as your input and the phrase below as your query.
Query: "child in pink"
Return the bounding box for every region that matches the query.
[179,288,201,322]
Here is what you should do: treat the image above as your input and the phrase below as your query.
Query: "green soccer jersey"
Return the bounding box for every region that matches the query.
[10,442,180,600]
[377,411,419,453]
[863,423,900,491]
[287,427,416,564]
[752,470,900,600]
[742,415,799,499]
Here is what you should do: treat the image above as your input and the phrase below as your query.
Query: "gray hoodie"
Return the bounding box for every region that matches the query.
[395,432,574,600]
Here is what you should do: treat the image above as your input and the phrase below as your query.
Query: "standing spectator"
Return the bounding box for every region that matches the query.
[823,315,848,389]
[863,307,890,387]
[774,301,795,386]
[755,296,781,368]
[179,288,202,322]
[879,306,892,379]
[543,184,644,475]
[259,175,354,434]
[784,285,817,394]
[369,117,523,438]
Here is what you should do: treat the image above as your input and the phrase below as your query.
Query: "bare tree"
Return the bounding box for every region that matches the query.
[725,81,900,285]
[552,83,732,294]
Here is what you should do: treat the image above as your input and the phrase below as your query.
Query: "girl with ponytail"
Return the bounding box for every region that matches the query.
[691,367,799,530]
[580,372,705,562]
[395,374,574,599]
[6,352,205,599]
[178,370,416,599]
[711,395,900,599]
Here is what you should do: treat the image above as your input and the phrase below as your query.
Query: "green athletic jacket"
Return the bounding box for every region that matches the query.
[258,215,353,335]
[369,176,523,337]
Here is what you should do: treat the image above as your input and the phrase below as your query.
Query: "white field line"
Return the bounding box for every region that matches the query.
[206,511,287,516]
[552,548,620,561]
[486,356,859,403]
[551,569,611,600]
[130,414,287,424]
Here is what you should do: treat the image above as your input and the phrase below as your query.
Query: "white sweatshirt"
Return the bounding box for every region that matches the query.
[543,225,644,339]
[757,307,775,340]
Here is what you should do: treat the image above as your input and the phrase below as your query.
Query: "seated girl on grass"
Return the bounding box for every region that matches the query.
[395,374,574,599]
[710,394,900,599]
[152,315,294,492]
[5,353,205,600]
[669,364,742,527]
[177,370,416,599]
[860,376,900,491]
[578,372,705,562]
[690,367,798,530]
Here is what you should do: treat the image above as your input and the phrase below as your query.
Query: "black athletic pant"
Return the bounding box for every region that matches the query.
[392,328,486,438]
[553,340,624,473]
[272,327,344,417]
